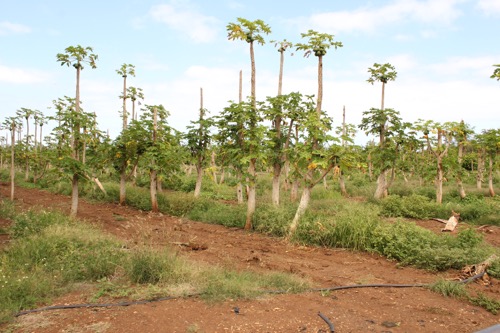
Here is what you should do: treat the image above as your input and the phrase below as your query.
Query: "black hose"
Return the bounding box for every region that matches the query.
[14,272,486,317]
[318,312,335,332]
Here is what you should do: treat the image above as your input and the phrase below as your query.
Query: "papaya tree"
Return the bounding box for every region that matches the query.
[364,63,397,199]
[476,129,499,197]
[359,108,406,198]
[15,108,37,181]
[287,30,343,237]
[447,121,474,199]
[226,17,271,229]
[287,96,343,236]
[185,88,213,198]
[127,86,144,121]
[2,117,21,200]
[415,120,455,203]
[267,39,293,205]
[491,64,500,81]
[137,104,183,212]
[56,45,98,216]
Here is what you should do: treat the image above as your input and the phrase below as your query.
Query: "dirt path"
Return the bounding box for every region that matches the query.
[1,184,499,333]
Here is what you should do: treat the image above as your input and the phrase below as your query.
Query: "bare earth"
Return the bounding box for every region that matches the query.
[0,184,499,333]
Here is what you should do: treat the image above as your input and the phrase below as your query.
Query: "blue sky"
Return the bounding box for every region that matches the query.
[1,0,499,144]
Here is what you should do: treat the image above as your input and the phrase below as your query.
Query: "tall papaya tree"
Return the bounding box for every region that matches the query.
[185,87,213,198]
[226,17,271,230]
[2,117,21,200]
[117,63,136,129]
[127,86,144,121]
[16,108,36,181]
[287,30,343,237]
[116,64,136,204]
[56,45,98,217]
[365,63,397,199]
[267,39,293,206]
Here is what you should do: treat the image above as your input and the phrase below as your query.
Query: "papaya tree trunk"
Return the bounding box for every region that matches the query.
[288,186,311,238]
[10,124,15,201]
[476,150,484,189]
[271,163,281,206]
[119,164,126,205]
[194,161,203,198]
[244,158,257,230]
[374,171,387,199]
[150,169,158,212]
[339,173,348,197]
[488,156,495,197]
[70,174,79,217]
[436,157,444,204]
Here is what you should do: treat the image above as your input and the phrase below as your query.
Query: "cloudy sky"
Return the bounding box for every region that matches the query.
[1,0,499,144]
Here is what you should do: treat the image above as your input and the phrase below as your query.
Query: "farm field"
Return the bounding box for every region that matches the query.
[1,183,499,333]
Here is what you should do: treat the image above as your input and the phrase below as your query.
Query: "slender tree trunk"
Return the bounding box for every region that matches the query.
[477,150,485,189]
[288,186,311,238]
[119,165,127,204]
[70,174,79,217]
[488,156,495,197]
[10,124,15,201]
[194,88,205,198]
[374,171,387,199]
[271,164,281,205]
[211,151,217,184]
[436,157,444,204]
[271,48,285,206]
[70,66,81,217]
[339,172,348,197]
[194,160,203,198]
[150,169,158,212]
[219,169,225,184]
[456,141,466,199]
[122,75,128,130]
[316,56,323,115]
[150,107,158,212]
[24,118,29,182]
[244,159,257,230]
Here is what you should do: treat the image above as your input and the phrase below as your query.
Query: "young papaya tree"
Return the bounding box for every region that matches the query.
[226,17,271,229]
[56,45,98,216]
[185,88,213,198]
[476,129,499,197]
[137,104,183,212]
[447,120,475,199]
[415,120,455,203]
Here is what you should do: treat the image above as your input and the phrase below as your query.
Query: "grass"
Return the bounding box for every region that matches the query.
[0,203,309,324]
[429,279,500,314]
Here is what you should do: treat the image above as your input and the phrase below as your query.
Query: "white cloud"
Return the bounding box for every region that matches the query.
[0,65,49,84]
[149,2,219,43]
[427,55,498,78]
[477,0,500,15]
[305,0,464,34]
[0,21,31,35]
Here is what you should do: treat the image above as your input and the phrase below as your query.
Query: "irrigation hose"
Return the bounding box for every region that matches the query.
[14,271,486,317]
